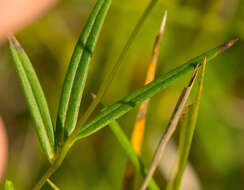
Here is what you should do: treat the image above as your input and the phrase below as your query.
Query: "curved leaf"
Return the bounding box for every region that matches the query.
[9,36,55,161]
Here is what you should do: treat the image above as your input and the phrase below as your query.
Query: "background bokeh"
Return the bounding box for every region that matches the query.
[0,0,244,189]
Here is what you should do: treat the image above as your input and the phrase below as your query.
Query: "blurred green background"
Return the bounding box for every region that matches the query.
[0,0,244,189]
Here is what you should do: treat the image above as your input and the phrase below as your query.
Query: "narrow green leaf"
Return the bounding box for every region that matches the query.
[4,180,15,190]
[56,0,111,142]
[166,58,207,190]
[110,121,159,190]
[76,39,237,141]
[97,0,161,96]
[93,97,159,190]
[73,0,161,139]
[9,36,55,162]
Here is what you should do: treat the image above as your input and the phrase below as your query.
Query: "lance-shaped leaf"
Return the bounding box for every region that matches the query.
[9,36,55,162]
[75,39,237,141]
[91,94,159,190]
[166,58,207,190]
[4,180,15,190]
[56,0,111,142]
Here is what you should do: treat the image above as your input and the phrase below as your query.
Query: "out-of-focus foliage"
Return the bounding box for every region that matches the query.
[0,0,243,189]
[4,180,14,190]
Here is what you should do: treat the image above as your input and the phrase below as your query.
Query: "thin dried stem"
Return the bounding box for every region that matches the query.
[166,58,207,190]
[140,59,204,190]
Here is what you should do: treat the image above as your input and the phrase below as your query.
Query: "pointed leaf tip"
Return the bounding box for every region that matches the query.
[159,10,167,35]
[8,35,22,50]
[219,38,239,52]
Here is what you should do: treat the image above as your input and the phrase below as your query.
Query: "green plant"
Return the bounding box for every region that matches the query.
[7,0,237,189]
[4,180,14,190]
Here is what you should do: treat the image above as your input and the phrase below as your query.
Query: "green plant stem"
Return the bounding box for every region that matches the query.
[91,97,159,190]
[32,139,74,190]
[47,179,60,190]
[33,162,59,190]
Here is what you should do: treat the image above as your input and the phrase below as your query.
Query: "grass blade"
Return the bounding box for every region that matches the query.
[166,58,207,190]
[110,120,159,190]
[91,94,159,190]
[9,36,55,162]
[4,180,15,190]
[56,0,111,142]
[75,39,237,142]
[123,12,167,190]
[140,61,201,190]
